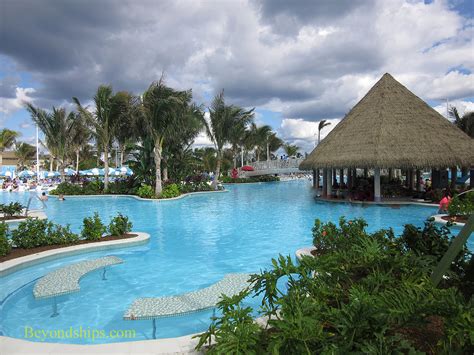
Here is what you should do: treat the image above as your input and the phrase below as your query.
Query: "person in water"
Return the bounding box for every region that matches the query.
[39,192,48,201]
[58,194,65,201]
[438,191,451,214]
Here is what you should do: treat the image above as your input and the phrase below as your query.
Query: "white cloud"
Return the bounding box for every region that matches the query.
[0,87,35,115]
[433,99,474,119]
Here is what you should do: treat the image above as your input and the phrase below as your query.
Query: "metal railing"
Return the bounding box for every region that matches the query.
[249,158,305,171]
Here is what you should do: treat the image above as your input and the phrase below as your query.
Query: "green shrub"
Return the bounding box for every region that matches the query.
[50,182,83,195]
[196,218,473,353]
[0,202,24,217]
[160,183,181,198]
[81,212,106,241]
[11,218,78,248]
[179,181,212,193]
[82,180,103,195]
[0,222,11,256]
[221,175,280,183]
[137,184,155,198]
[448,191,474,216]
[108,213,133,236]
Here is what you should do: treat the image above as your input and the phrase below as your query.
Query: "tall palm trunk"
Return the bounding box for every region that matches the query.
[75,150,80,173]
[241,146,244,167]
[154,139,163,195]
[59,160,65,181]
[120,147,124,167]
[212,150,222,190]
[162,156,168,182]
[104,146,109,190]
[49,158,53,172]
[266,142,270,161]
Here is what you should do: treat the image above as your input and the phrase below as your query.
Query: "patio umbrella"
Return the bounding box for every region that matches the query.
[47,171,60,177]
[64,168,76,176]
[1,166,16,177]
[241,165,254,171]
[18,170,35,178]
[91,168,102,176]
[119,167,133,176]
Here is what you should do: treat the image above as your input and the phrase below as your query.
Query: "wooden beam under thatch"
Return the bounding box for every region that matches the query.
[300,73,474,170]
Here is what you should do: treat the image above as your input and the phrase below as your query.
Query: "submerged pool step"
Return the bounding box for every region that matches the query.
[123,273,251,320]
[33,256,123,300]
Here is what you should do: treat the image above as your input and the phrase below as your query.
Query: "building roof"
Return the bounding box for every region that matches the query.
[300,73,474,170]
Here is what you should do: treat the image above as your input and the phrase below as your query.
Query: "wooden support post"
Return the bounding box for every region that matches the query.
[312,169,317,189]
[327,169,332,197]
[364,168,368,178]
[316,169,320,189]
[322,168,327,198]
[348,168,352,189]
[332,169,337,186]
[374,168,381,202]
[450,167,457,190]
[416,169,421,192]
[339,169,344,185]
[388,168,393,181]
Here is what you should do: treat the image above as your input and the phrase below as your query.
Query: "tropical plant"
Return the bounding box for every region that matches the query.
[317,119,331,145]
[204,90,254,189]
[137,184,155,199]
[11,218,78,248]
[253,124,273,162]
[69,112,91,173]
[0,222,11,256]
[267,132,283,160]
[449,107,474,138]
[15,142,36,170]
[140,77,197,194]
[25,104,79,180]
[283,143,299,157]
[160,183,181,198]
[81,212,106,241]
[108,213,133,236]
[196,218,473,353]
[74,85,124,190]
[0,202,24,218]
[0,128,19,152]
[448,191,474,217]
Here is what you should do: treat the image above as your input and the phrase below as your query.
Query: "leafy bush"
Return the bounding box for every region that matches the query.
[221,175,280,183]
[136,184,155,199]
[448,191,474,216]
[196,218,473,353]
[108,213,133,236]
[0,222,11,256]
[160,183,181,198]
[82,180,103,195]
[11,218,78,248]
[0,202,24,217]
[50,182,83,195]
[179,181,212,193]
[81,212,106,241]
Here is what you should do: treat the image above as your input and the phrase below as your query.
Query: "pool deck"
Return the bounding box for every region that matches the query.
[0,334,202,354]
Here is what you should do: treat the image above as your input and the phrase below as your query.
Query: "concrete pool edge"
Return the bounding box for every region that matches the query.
[0,333,201,354]
[47,189,228,201]
[0,232,150,277]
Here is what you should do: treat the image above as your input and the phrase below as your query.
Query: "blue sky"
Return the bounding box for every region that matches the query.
[1,0,473,153]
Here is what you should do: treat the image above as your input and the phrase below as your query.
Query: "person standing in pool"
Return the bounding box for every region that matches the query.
[438,191,451,214]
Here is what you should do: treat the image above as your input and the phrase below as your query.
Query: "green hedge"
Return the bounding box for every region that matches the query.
[221,175,280,183]
[0,222,11,256]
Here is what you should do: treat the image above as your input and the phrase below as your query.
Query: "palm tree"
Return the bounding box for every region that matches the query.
[229,121,248,168]
[15,142,35,170]
[267,133,283,160]
[73,85,120,190]
[0,129,19,152]
[69,112,91,173]
[204,90,254,189]
[449,107,474,138]
[141,77,195,194]
[111,91,140,167]
[284,143,299,157]
[253,125,272,162]
[0,128,19,169]
[317,119,331,145]
[25,104,77,180]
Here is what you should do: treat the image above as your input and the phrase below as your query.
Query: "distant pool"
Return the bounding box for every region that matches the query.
[0,181,470,343]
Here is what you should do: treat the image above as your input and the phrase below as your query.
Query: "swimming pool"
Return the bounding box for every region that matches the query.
[0,181,469,343]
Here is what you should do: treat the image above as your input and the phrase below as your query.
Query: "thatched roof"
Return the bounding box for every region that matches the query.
[300,73,474,170]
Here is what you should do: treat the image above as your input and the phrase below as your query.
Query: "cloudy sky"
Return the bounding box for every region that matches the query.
[1,0,473,152]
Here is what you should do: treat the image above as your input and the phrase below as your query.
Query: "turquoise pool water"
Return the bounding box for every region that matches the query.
[0,181,469,344]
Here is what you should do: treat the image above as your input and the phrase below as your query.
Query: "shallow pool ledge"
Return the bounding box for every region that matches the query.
[432,214,466,229]
[295,246,316,261]
[0,334,200,355]
[0,232,150,277]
